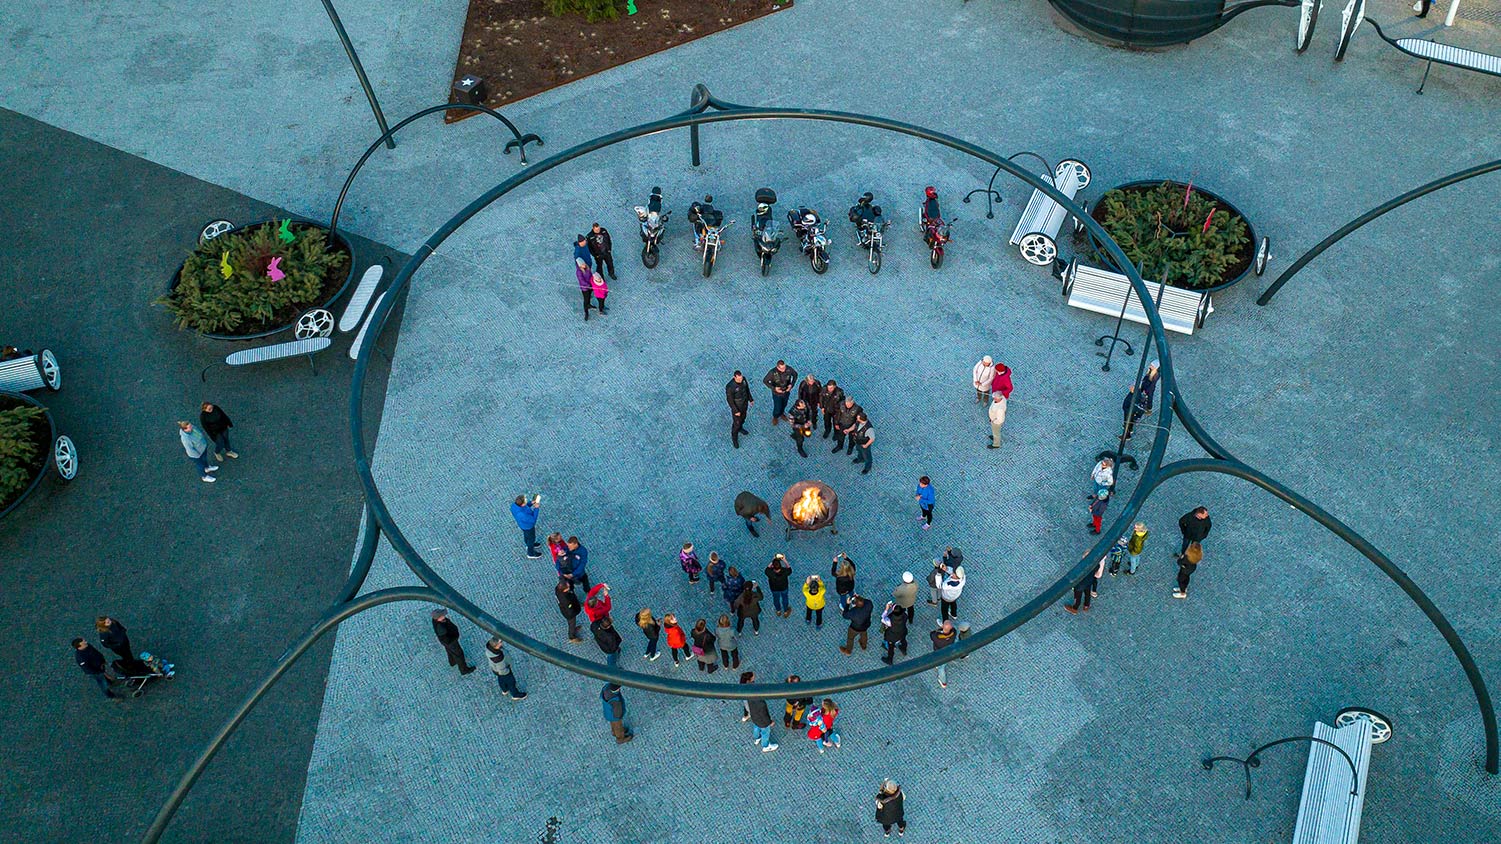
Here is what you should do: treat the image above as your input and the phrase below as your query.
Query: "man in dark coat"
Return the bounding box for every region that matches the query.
[831,396,863,453]
[762,360,798,425]
[199,402,238,460]
[852,413,874,475]
[788,399,813,458]
[73,638,115,699]
[586,222,615,280]
[555,579,584,643]
[741,671,779,752]
[838,595,873,655]
[431,609,475,674]
[591,616,623,668]
[725,371,754,448]
[1178,506,1211,553]
[734,490,770,537]
[880,601,909,665]
[573,234,593,273]
[797,374,823,430]
[818,380,845,439]
[601,683,633,744]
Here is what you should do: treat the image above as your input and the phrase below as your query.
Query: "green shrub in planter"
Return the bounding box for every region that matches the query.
[1095,182,1250,290]
[0,404,45,506]
[158,222,350,335]
[543,0,623,22]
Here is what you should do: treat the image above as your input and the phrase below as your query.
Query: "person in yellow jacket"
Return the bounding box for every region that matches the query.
[1125,522,1149,575]
[802,575,828,628]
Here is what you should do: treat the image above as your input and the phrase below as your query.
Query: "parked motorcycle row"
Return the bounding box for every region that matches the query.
[632,186,955,278]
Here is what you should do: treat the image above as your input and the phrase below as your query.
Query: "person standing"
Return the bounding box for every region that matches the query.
[725,371,754,448]
[680,542,702,584]
[485,638,527,700]
[831,552,857,611]
[1065,551,1107,614]
[636,609,661,661]
[591,615,623,668]
[589,271,609,316]
[808,698,842,752]
[876,780,907,838]
[852,413,874,475]
[1179,506,1211,554]
[691,618,719,673]
[583,583,612,624]
[765,554,793,618]
[1124,522,1149,575]
[741,672,779,752]
[783,675,812,729]
[510,494,543,558]
[819,380,845,439]
[601,683,633,744]
[715,614,741,668]
[722,567,747,612]
[802,575,827,628]
[576,254,595,321]
[734,491,771,537]
[733,580,764,635]
[991,360,1014,402]
[431,609,475,674]
[838,594,872,655]
[913,476,935,529]
[1091,457,1115,498]
[972,355,996,403]
[95,616,138,666]
[1139,359,1161,411]
[939,565,965,621]
[880,601,908,665]
[705,551,727,596]
[1121,384,1149,441]
[931,619,957,688]
[573,233,594,275]
[72,638,115,699]
[833,397,864,454]
[177,421,219,483]
[663,614,690,667]
[1107,531,1130,577]
[555,580,584,643]
[1088,488,1110,535]
[547,532,568,566]
[762,360,798,425]
[199,402,238,461]
[892,572,918,623]
[788,398,813,457]
[1173,541,1204,599]
[561,536,591,592]
[797,374,823,432]
[987,392,1007,450]
[587,222,616,280]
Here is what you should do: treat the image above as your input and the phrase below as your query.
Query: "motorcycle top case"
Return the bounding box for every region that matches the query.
[755,188,778,206]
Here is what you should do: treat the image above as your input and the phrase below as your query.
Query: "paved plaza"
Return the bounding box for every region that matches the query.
[2,0,1500,841]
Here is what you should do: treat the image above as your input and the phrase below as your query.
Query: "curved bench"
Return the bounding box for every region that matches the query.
[1367,18,1501,93]
[0,349,61,393]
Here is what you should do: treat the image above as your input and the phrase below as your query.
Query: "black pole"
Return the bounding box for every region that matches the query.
[318,0,395,150]
[962,165,1004,219]
[1257,157,1501,305]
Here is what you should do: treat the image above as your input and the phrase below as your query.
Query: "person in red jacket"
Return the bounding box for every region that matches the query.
[662,614,690,667]
[991,362,1014,400]
[584,583,612,623]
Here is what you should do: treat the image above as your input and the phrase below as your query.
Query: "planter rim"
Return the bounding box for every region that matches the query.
[0,390,56,522]
[1089,179,1260,295]
[167,217,357,342]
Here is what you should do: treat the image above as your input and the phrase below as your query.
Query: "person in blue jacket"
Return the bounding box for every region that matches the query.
[914,476,936,530]
[601,683,633,744]
[573,234,593,272]
[722,566,747,610]
[559,536,591,591]
[510,494,542,558]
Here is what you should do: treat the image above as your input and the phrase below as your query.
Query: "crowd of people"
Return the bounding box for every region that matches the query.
[724,362,875,473]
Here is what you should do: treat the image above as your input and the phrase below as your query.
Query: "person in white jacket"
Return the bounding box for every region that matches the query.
[1091,457,1114,494]
[987,392,1007,449]
[939,565,965,621]
[177,421,219,483]
[972,355,996,403]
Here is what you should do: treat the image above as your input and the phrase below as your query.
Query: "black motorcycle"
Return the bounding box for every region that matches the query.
[634,186,670,268]
[787,206,830,274]
[751,187,785,276]
[848,192,888,275]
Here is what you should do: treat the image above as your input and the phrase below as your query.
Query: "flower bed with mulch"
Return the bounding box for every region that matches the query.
[447,0,793,118]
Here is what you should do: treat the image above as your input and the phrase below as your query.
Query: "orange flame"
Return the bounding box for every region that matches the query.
[791,487,828,525]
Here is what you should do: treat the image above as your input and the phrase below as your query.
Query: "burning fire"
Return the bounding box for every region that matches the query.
[791,486,828,525]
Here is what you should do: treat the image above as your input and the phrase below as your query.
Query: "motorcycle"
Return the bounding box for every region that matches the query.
[751,187,784,277]
[787,206,831,274]
[634,186,670,268]
[848,192,887,275]
[920,213,954,269]
[689,196,730,277]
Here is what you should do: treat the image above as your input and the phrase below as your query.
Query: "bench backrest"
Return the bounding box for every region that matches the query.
[1292,718,1373,844]
[0,356,44,391]
[225,337,332,366]
[1395,38,1501,75]
[1066,263,1206,335]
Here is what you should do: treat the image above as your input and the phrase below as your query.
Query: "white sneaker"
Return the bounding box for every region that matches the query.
[762,743,779,753]
[648,652,661,661]
[205,465,220,473]
[226,451,239,458]
[201,475,216,483]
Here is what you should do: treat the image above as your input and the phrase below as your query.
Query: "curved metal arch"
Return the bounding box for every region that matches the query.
[328,103,544,242]
[347,93,1182,703]
[1257,156,1501,305]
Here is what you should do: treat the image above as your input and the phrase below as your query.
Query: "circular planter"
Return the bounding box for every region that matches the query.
[165,218,356,342]
[0,391,73,521]
[1084,180,1268,294]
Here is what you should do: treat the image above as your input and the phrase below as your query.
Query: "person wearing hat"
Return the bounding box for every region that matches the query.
[991,361,1014,400]
[972,355,996,403]
[430,609,475,675]
[572,233,593,274]
[875,779,907,837]
[988,391,1007,450]
[891,571,918,623]
[938,565,966,621]
[586,222,615,280]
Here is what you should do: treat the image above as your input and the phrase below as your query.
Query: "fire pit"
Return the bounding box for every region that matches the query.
[781,480,839,539]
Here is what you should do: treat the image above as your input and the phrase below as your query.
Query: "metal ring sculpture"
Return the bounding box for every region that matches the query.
[142,86,1496,843]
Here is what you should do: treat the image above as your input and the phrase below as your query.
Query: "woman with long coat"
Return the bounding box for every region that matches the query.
[875,779,906,837]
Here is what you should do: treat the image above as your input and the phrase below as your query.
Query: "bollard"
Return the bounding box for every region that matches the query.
[957,621,972,660]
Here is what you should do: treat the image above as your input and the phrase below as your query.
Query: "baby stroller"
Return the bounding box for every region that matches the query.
[110,651,175,698]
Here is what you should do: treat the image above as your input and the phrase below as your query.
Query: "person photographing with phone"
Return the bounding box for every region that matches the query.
[510,494,543,559]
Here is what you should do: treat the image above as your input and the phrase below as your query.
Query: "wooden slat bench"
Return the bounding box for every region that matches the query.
[1292,708,1390,844]
[1009,159,1091,267]
[1062,259,1211,335]
[1366,18,1501,92]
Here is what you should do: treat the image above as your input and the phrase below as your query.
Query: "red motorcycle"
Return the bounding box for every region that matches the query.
[919,186,954,269]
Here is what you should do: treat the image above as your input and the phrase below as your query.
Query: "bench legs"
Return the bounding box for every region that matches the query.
[1417,60,1432,94]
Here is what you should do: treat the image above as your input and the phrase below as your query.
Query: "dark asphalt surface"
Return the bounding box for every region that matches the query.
[0,107,405,843]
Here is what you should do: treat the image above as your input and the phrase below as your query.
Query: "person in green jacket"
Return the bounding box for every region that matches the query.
[1124,522,1149,575]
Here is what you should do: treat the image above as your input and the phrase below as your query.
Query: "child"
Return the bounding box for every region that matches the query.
[913,476,936,529]
[636,609,661,661]
[802,575,827,628]
[1107,532,1130,577]
[547,532,568,565]
[1125,522,1149,575]
[1088,488,1109,535]
[784,674,812,728]
[705,551,727,595]
[663,614,689,667]
[808,698,842,753]
[715,613,740,668]
[680,542,702,584]
[590,271,609,315]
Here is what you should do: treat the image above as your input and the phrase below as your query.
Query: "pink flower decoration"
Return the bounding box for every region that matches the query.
[266,256,285,282]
